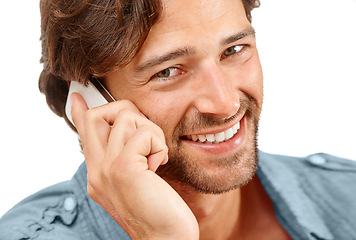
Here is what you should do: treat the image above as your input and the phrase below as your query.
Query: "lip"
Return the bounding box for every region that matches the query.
[181,115,242,136]
[180,116,246,155]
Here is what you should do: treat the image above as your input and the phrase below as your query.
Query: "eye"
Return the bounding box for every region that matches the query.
[151,67,183,81]
[222,45,244,58]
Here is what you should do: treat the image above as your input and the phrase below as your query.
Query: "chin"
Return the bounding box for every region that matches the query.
[157,132,259,195]
[157,93,261,194]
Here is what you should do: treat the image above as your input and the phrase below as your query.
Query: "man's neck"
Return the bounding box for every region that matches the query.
[183,188,241,240]
[169,175,291,240]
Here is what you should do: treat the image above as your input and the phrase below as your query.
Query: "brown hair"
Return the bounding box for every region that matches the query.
[38,0,260,126]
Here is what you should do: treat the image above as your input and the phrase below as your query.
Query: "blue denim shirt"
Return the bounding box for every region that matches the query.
[1,151,356,240]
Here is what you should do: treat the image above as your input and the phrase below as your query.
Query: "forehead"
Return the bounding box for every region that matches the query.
[158,0,248,28]
[132,0,251,62]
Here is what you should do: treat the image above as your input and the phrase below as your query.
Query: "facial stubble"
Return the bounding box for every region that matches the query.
[157,95,261,194]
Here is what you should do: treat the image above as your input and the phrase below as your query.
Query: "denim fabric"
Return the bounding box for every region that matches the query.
[1,151,355,240]
[257,152,356,240]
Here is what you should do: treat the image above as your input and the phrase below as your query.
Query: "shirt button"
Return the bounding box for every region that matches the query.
[308,154,327,165]
[63,196,77,212]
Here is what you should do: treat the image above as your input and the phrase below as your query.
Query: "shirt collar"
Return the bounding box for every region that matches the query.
[72,151,334,240]
[257,151,333,240]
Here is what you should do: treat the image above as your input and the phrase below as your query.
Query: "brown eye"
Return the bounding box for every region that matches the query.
[156,68,171,78]
[223,45,243,57]
[152,67,183,81]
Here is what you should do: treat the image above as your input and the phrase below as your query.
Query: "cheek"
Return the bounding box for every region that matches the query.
[236,54,263,107]
[133,92,189,140]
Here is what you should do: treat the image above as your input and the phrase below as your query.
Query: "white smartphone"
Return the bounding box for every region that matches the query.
[65,79,115,125]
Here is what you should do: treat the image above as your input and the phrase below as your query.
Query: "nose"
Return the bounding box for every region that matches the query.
[192,62,240,119]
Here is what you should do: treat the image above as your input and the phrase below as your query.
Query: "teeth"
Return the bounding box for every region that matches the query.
[224,128,234,140]
[214,132,225,142]
[188,121,240,144]
[206,134,215,143]
[232,121,240,134]
[198,135,207,143]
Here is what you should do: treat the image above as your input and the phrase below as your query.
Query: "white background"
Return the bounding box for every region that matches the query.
[0,0,355,217]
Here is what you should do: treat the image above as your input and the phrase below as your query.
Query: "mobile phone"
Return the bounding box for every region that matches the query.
[65,79,115,125]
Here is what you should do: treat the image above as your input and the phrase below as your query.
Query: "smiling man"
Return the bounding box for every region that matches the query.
[1,0,356,239]
[101,1,262,196]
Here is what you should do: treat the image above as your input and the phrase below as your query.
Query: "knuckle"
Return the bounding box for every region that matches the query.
[113,110,137,135]
[156,126,166,139]
[148,124,166,142]
[119,99,138,111]
[137,125,154,138]
[138,124,151,131]
[137,124,163,140]
[116,108,135,121]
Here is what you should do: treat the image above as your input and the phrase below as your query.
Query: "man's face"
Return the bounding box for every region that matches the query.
[105,0,263,193]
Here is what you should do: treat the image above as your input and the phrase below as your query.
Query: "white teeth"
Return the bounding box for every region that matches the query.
[198,135,207,143]
[232,121,240,134]
[214,132,225,142]
[191,135,198,142]
[206,134,215,143]
[187,121,241,144]
[224,128,234,140]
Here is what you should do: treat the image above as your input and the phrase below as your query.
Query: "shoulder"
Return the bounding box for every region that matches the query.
[0,162,132,240]
[258,151,356,237]
[259,150,356,183]
[0,181,81,240]
[259,151,356,197]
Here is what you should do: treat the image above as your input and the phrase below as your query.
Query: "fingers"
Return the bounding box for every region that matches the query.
[70,92,168,174]
[105,110,168,168]
[71,93,89,151]
[71,92,110,165]
[71,92,88,138]
[71,94,139,163]
[69,94,198,239]
[113,125,168,173]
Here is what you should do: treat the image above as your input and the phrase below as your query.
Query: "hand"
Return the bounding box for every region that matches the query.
[71,93,199,240]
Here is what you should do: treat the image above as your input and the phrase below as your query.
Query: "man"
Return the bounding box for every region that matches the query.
[1,0,356,239]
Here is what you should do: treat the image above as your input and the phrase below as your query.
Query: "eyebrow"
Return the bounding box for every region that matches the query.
[135,27,256,73]
[221,27,256,46]
[135,47,196,72]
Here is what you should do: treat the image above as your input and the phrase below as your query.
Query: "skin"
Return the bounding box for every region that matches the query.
[71,0,291,239]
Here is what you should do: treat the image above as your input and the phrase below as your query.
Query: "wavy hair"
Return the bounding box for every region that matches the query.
[38,0,260,126]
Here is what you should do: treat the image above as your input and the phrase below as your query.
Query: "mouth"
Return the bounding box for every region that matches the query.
[183,120,241,144]
[179,116,247,155]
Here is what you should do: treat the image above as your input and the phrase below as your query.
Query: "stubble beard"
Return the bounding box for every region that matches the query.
[157,94,261,195]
